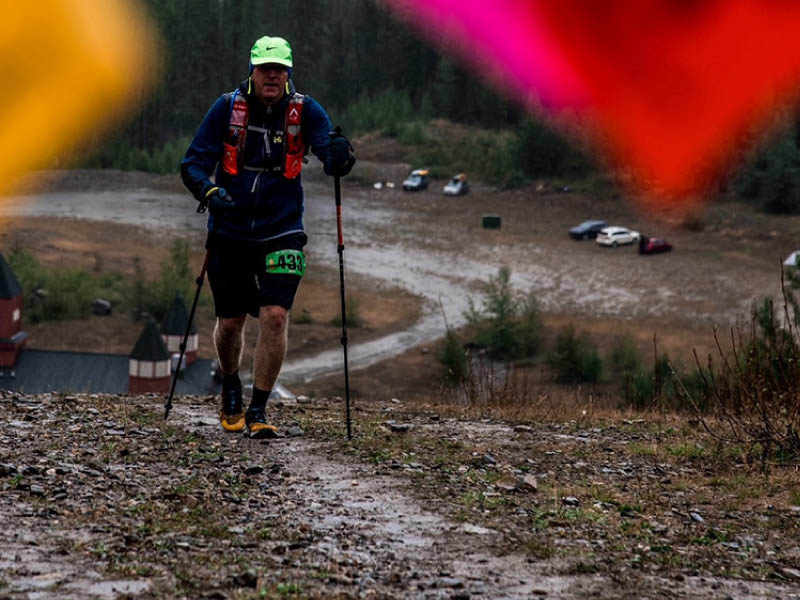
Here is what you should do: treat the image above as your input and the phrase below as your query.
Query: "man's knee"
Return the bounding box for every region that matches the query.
[216,315,246,340]
[259,306,288,336]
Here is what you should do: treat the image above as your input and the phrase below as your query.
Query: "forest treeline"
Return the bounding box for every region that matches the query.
[85,0,526,167]
[80,0,800,213]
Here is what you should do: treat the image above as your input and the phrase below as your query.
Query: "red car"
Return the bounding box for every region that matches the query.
[639,236,672,254]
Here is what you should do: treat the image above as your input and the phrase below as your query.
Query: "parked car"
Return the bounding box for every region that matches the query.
[784,250,800,267]
[402,168,430,191]
[569,219,607,240]
[638,236,672,254]
[443,173,469,196]
[596,226,640,247]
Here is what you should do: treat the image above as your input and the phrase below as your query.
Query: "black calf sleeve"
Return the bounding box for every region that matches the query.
[223,371,241,389]
[250,386,271,410]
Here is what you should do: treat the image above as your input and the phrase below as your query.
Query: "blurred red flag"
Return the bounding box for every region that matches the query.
[384,0,800,201]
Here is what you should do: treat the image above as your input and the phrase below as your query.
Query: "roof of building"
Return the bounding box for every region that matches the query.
[0,348,219,396]
[0,253,22,299]
[162,294,197,336]
[130,319,170,361]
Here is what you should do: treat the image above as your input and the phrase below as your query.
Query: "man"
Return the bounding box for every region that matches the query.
[181,36,355,437]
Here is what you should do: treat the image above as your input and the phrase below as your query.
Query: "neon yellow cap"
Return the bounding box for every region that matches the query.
[250,36,293,68]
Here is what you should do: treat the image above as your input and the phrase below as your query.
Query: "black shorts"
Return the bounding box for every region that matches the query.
[206,232,307,318]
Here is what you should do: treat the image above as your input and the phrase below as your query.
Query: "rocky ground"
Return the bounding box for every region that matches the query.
[4,134,800,598]
[2,390,799,599]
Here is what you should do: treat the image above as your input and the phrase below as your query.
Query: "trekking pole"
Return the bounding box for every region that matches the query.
[334,174,353,440]
[164,249,210,421]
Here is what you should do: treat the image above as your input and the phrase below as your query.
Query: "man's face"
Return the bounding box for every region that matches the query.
[251,64,289,105]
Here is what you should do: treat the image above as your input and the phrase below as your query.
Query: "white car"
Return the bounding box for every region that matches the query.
[402,169,430,191]
[443,173,469,196]
[596,226,640,247]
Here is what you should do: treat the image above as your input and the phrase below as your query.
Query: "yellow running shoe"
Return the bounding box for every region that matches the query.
[219,384,245,432]
[245,406,279,439]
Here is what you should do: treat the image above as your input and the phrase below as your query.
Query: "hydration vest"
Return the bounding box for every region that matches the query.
[221,89,306,179]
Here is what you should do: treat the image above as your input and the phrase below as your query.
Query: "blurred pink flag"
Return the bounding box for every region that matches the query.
[383,0,800,202]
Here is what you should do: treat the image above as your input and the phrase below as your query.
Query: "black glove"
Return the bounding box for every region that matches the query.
[324,129,356,177]
[201,186,234,217]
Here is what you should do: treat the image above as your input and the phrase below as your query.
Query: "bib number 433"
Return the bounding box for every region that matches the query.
[265,249,306,277]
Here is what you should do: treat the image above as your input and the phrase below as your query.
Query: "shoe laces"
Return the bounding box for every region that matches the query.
[221,384,243,415]
[246,405,267,424]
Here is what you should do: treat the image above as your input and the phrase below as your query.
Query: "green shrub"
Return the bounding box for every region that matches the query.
[628,370,656,409]
[7,241,204,324]
[7,247,126,323]
[339,89,417,136]
[132,239,196,322]
[602,331,705,410]
[330,296,362,328]
[341,112,591,190]
[151,137,192,174]
[607,335,642,379]
[396,121,429,145]
[403,127,520,188]
[606,334,642,401]
[762,132,800,214]
[510,117,592,179]
[674,368,708,412]
[438,330,467,383]
[292,310,313,325]
[736,124,800,214]
[95,271,127,307]
[626,352,687,410]
[465,267,542,361]
[7,247,42,292]
[79,135,191,174]
[546,325,602,384]
[41,268,97,321]
[130,257,148,321]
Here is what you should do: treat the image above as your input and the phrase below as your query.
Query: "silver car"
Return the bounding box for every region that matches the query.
[443,173,469,196]
[596,226,640,247]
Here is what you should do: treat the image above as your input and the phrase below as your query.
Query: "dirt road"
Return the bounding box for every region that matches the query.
[4,165,798,385]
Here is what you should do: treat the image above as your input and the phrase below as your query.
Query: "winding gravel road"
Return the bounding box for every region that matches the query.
[1,170,790,385]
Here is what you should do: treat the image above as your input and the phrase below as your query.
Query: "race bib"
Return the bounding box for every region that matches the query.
[265,249,306,276]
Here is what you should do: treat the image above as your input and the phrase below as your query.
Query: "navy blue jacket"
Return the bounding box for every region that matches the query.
[181,80,333,242]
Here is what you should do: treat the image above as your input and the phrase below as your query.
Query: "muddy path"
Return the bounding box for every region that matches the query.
[0,392,594,599]
[3,391,798,599]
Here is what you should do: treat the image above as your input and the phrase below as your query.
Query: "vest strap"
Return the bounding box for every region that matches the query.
[284,94,305,179]
[222,90,249,176]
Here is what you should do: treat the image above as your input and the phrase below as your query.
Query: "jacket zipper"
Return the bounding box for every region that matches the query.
[250,105,272,235]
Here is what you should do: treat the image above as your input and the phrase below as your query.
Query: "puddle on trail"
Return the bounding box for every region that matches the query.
[1,541,149,599]
[67,579,151,599]
[272,437,577,598]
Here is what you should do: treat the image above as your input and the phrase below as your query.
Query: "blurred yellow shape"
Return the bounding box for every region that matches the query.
[1,1,158,194]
